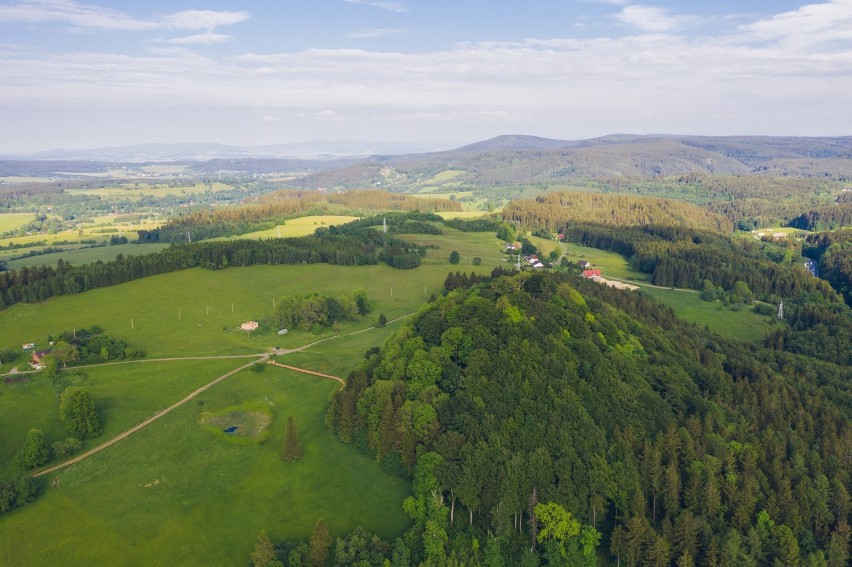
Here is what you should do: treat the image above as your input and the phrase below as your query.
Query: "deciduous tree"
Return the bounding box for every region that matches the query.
[17,429,48,469]
[59,387,101,439]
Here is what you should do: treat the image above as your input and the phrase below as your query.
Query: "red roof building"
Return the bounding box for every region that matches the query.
[581,270,602,278]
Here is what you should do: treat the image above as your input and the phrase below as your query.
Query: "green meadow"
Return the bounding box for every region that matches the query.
[214,215,361,241]
[0,213,35,234]
[0,365,409,566]
[4,243,170,269]
[0,227,505,564]
[637,287,778,342]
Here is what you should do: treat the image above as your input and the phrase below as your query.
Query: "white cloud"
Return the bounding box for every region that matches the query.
[0,1,249,31]
[347,28,406,39]
[738,0,852,51]
[342,0,408,13]
[166,33,231,45]
[614,5,696,33]
[161,10,250,31]
[2,2,851,150]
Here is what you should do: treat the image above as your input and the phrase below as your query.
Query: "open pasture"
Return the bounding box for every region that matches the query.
[0,223,501,360]
[0,366,410,566]
[637,287,778,342]
[4,243,170,269]
[0,213,34,234]
[65,181,231,199]
[214,215,360,241]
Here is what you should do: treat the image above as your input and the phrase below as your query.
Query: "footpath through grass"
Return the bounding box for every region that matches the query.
[0,365,410,566]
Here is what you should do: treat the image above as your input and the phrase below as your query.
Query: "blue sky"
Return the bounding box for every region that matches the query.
[0,0,850,153]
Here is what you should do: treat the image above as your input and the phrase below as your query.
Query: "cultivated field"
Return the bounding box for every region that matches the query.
[4,243,170,269]
[214,215,360,240]
[0,213,35,234]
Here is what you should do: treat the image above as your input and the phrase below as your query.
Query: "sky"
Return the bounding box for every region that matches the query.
[0,0,851,153]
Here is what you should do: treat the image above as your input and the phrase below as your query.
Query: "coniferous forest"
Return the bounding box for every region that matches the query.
[324,270,851,567]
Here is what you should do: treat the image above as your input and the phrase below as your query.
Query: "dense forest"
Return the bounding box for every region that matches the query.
[803,229,852,306]
[789,203,852,231]
[502,193,731,234]
[587,174,842,230]
[319,270,850,566]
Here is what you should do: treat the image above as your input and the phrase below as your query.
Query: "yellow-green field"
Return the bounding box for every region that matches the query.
[421,170,464,184]
[66,181,231,199]
[437,211,490,220]
[4,243,171,269]
[213,215,360,241]
[0,216,159,250]
[0,213,35,234]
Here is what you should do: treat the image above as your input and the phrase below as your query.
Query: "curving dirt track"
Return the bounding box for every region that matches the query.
[32,355,267,478]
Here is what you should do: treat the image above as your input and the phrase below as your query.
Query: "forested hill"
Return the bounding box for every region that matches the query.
[328,270,851,566]
[291,135,852,190]
[502,192,731,233]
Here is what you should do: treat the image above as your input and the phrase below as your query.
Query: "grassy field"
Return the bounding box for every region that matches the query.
[0,255,491,360]
[436,211,490,220]
[526,237,774,342]
[4,243,170,269]
[66,181,231,199]
[0,364,409,566]
[214,215,360,241]
[0,251,465,564]
[0,229,499,565]
[0,213,34,234]
[527,237,652,282]
[638,287,778,342]
[0,216,160,251]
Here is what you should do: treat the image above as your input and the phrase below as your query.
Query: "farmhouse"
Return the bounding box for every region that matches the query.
[30,350,51,369]
[240,321,259,331]
[581,269,602,278]
[578,260,592,269]
[21,342,36,350]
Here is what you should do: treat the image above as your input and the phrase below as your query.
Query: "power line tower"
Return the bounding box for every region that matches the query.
[777,300,784,320]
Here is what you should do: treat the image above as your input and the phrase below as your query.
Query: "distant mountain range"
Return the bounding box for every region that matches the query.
[0,139,456,162]
[289,134,852,190]
[2,134,851,183]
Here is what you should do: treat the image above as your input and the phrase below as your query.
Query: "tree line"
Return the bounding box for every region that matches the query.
[0,213,440,311]
[804,228,852,306]
[140,190,461,242]
[321,270,850,566]
[789,202,852,231]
